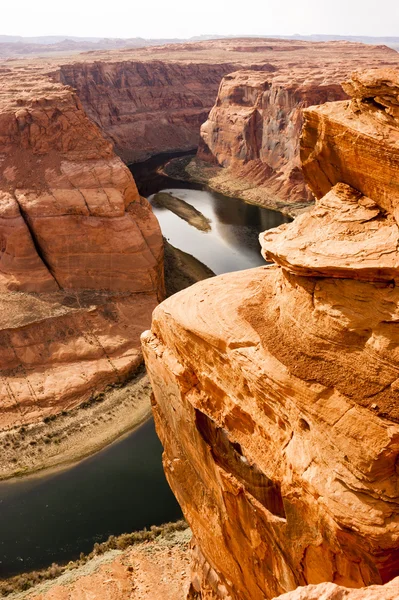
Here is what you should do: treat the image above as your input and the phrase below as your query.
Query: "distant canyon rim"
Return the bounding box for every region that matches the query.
[0,36,398,599]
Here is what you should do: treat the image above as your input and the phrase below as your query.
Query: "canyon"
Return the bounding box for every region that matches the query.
[51,39,396,170]
[0,36,398,600]
[191,55,399,214]
[142,67,399,599]
[0,37,395,443]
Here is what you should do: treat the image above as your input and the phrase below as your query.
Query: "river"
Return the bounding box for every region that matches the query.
[0,152,289,578]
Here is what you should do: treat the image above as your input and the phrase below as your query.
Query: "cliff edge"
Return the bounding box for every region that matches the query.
[0,67,163,432]
[142,68,399,599]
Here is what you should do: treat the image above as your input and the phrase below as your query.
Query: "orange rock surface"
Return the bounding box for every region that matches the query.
[274,577,399,599]
[142,68,399,599]
[0,68,163,429]
[301,69,399,217]
[260,183,399,280]
[194,45,398,213]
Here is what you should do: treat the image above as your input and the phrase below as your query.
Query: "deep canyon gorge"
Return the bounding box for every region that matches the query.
[0,37,398,600]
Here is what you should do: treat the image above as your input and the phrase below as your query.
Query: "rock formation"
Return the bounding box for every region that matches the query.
[142,68,399,599]
[57,61,238,164]
[274,577,399,599]
[52,38,397,169]
[191,45,398,214]
[196,70,347,214]
[0,68,163,429]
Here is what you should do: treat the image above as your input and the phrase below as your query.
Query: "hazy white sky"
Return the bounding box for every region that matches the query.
[2,0,399,39]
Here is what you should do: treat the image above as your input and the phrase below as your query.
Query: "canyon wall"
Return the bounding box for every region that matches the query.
[54,38,397,173]
[0,67,163,429]
[57,61,237,163]
[142,68,399,599]
[189,43,398,214]
[196,70,347,213]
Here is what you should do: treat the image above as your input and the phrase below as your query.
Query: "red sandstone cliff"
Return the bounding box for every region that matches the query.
[0,67,163,429]
[142,68,399,599]
[197,70,347,213]
[51,38,397,170]
[190,43,398,214]
[56,61,238,163]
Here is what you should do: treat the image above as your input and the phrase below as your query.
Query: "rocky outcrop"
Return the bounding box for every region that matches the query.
[197,70,347,212]
[274,577,399,599]
[142,68,399,599]
[301,68,399,216]
[0,68,163,429]
[190,44,398,214]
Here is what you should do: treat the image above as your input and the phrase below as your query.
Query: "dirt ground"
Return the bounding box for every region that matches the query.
[11,527,192,600]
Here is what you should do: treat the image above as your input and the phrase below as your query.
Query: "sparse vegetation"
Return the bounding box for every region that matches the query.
[0,363,152,481]
[0,519,188,597]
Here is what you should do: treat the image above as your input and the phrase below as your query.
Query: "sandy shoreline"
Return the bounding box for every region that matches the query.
[0,367,153,482]
[152,191,211,231]
[0,242,214,483]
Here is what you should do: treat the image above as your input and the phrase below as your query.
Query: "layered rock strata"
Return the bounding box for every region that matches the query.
[197,70,347,212]
[51,38,397,170]
[142,68,399,599]
[193,47,398,213]
[0,70,163,428]
[57,61,238,164]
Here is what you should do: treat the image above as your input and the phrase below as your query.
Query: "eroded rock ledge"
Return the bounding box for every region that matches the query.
[0,69,163,430]
[142,69,399,599]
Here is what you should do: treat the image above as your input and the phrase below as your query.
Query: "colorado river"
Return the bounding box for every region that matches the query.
[0,153,289,578]
[0,420,181,577]
[149,186,289,274]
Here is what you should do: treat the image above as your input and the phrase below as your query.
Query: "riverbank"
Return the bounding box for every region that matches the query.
[164,240,215,297]
[2,520,191,599]
[0,367,152,481]
[0,241,214,482]
[161,155,311,218]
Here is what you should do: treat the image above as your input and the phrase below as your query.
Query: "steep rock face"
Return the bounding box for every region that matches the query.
[0,76,162,293]
[192,44,398,213]
[301,69,399,217]
[142,68,399,600]
[0,69,163,428]
[57,61,237,163]
[53,39,398,171]
[198,70,347,210]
